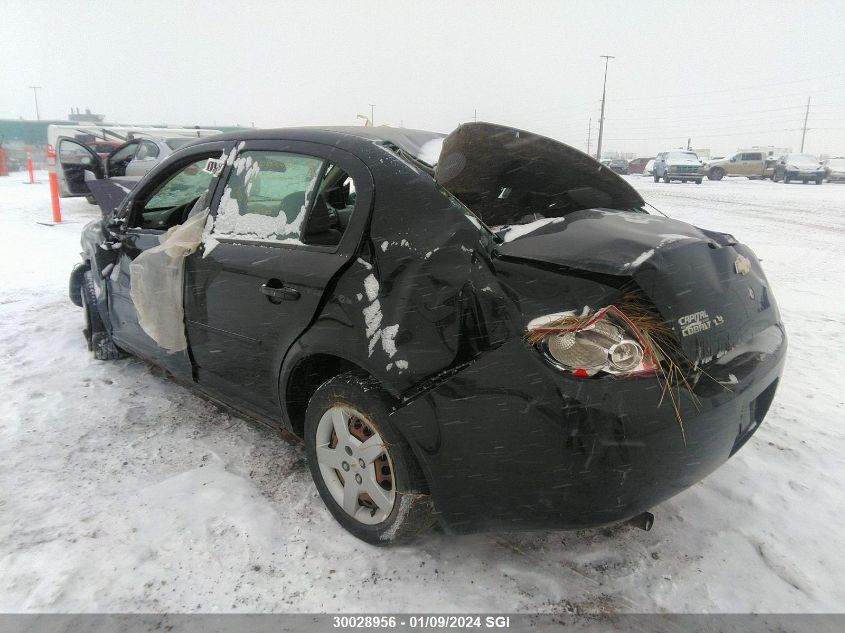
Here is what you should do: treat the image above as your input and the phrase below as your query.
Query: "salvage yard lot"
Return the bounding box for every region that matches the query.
[1,172,843,613]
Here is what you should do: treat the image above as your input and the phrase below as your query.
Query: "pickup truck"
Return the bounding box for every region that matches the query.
[653,150,704,184]
[706,151,775,181]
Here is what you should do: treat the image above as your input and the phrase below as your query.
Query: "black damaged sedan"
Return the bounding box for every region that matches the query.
[68,122,786,545]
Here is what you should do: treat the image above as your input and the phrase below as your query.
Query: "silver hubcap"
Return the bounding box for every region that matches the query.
[315,406,396,525]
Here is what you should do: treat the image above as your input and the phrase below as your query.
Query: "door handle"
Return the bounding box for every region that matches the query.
[260,282,300,301]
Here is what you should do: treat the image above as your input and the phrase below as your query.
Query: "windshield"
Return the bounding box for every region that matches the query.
[667,151,699,161]
[789,154,818,163]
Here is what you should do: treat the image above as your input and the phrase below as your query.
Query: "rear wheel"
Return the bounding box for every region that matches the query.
[784,172,791,184]
[816,176,824,185]
[304,371,434,545]
[663,171,671,183]
[653,173,659,183]
[709,167,725,181]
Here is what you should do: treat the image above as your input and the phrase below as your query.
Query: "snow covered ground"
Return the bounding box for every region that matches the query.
[1,171,843,614]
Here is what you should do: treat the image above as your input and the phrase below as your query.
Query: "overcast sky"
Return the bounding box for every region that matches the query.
[2,0,845,156]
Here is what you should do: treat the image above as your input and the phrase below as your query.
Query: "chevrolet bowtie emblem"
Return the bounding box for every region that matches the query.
[734,255,751,276]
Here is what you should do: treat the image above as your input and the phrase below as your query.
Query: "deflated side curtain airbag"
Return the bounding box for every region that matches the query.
[129,210,209,352]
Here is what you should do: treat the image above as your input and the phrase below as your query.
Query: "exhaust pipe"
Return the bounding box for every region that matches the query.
[627,511,654,531]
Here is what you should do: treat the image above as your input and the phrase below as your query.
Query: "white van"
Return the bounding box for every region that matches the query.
[48,124,221,199]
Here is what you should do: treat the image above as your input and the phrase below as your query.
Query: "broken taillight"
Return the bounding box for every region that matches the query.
[526,306,659,378]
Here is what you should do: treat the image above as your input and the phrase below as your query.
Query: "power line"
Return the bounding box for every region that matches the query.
[608,71,845,103]
[605,128,803,142]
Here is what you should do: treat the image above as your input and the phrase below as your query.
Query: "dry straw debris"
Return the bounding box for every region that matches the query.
[525,292,719,444]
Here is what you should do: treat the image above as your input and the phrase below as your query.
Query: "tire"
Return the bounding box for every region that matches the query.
[304,371,434,546]
[695,178,703,184]
[771,171,778,182]
[816,177,823,185]
[709,167,725,181]
[80,270,124,361]
[653,173,659,183]
[784,172,791,184]
[663,171,671,183]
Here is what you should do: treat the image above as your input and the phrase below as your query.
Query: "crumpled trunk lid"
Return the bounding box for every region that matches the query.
[496,209,782,363]
[435,122,644,226]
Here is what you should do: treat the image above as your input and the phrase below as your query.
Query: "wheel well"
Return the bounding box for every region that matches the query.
[284,354,359,437]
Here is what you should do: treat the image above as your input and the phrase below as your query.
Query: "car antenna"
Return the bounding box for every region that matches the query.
[646,201,669,218]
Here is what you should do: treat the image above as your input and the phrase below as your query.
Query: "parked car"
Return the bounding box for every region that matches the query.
[608,158,629,174]
[68,122,785,545]
[643,158,655,176]
[706,151,774,180]
[771,153,825,184]
[823,157,845,182]
[628,157,654,174]
[653,150,704,183]
[600,158,612,167]
[56,136,209,201]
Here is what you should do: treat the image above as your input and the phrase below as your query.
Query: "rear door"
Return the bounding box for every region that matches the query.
[56,137,104,197]
[744,152,764,176]
[184,139,372,417]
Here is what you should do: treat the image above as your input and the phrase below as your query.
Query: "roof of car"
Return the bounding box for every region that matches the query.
[204,125,446,161]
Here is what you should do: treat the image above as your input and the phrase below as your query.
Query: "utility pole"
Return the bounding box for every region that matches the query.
[586,118,592,155]
[28,86,42,121]
[369,104,376,127]
[800,96,811,152]
[595,55,615,161]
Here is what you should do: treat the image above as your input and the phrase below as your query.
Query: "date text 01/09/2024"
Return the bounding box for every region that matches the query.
[332,615,512,629]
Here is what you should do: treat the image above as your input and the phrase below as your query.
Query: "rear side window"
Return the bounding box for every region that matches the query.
[136,140,160,160]
[213,151,324,244]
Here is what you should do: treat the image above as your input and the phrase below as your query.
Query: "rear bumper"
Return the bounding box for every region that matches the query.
[392,326,786,534]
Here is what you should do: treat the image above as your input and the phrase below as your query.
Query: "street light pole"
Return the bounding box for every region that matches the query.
[800,96,811,152]
[28,86,42,121]
[369,104,376,127]
[595,56,615,161]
